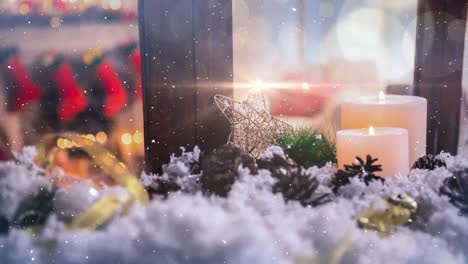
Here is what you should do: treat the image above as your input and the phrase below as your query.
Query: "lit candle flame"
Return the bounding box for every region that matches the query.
[369,126,375,135]
[378,91,385,102]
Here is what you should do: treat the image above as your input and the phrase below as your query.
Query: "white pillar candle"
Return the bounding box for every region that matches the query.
[337,127,409,177]
[341,93,427,165]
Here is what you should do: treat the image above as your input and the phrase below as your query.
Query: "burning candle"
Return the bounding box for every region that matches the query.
[341,93,427,165]
[337,126,409,177]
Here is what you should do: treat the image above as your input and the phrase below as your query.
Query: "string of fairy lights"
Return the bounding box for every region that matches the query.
[1,0,136,16]
[56,130,144,149]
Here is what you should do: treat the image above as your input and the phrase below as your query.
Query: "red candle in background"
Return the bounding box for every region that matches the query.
[265,71,339,117]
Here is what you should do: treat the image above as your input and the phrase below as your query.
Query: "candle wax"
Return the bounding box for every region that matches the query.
[337,127,409,177]
[341,95,426,165]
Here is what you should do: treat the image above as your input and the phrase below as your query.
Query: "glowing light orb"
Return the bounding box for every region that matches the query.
[133,131,144,144]
[121,133,133,145]
[96,132,107,144]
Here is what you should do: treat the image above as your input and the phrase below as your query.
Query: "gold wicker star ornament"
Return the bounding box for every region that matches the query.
[214,93,293,158]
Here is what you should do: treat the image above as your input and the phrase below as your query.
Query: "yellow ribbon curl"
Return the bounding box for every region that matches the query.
[37,133,149,230]
[357,193,417,236]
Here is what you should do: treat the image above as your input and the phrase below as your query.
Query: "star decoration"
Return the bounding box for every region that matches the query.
[214,92,293,158]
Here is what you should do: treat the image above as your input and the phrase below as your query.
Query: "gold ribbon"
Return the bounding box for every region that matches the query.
[37,133,149,230]
[357,193,417,236]
[68,194,131,230]
[58,133,149,205]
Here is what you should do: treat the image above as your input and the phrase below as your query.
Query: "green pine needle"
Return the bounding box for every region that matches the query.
[276,127,336,168]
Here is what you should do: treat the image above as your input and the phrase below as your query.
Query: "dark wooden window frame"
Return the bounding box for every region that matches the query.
[414,0,467,155]
[139,0,467,174]
[139,0,233,173]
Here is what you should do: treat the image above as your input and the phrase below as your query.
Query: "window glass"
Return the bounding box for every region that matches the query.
[233,0,417,131]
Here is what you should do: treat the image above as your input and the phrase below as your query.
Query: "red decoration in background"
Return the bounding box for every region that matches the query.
[267,71,339,117]
[0,43,138,120]
[267,88,331,117]
[53,0,67,12]
[51,60,87,122]
[0,51,42,112]
[129,48,142,99]
[120,41,142,100]
[20,0,34,9]
[95,61,128,118]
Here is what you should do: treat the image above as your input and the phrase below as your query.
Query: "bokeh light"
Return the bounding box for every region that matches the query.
[96,131,107,144]
[133,131,144,144]
[121,133,133,145]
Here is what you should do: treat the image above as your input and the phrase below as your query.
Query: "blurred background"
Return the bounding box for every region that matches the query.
[0,0,143,178]
[0,0,467,177]
[232,0,419,139]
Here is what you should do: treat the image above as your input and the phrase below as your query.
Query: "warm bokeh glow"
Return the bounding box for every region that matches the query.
[121,133,133,145]
[133,131,144,144]
[85,134,96,142]
[95,131,107,144]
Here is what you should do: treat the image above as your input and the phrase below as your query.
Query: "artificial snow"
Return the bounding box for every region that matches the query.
[0,147,467,264]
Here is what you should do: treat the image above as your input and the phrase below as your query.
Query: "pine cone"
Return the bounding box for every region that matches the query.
[200,145,257,197]
[273,172,331,207]
[0,216,9,234]
[146,178,182,199]
[12,188,55,229]
[257,154,299,179]
[259,154,331,206]
[332,155,384,193]
[411,154,446,170]
[440,169,468,215]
